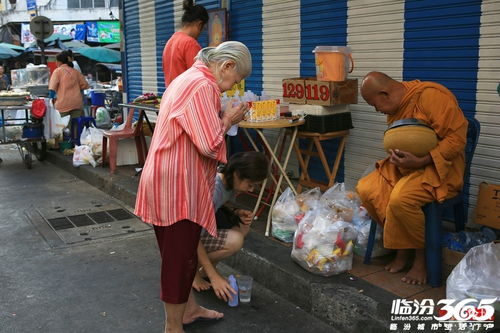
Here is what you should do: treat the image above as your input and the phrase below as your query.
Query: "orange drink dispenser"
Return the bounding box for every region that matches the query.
[313,46,354,81]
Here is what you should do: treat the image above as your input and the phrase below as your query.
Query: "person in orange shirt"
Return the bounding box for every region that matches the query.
[48,51,89,120]
[162,0,208,88]
[356,72,467,285]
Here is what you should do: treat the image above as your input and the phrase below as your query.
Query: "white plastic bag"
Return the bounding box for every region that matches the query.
[271,187,300,242]
[95,107,111,128]
[446,242,500,304]
[72,145,97,167]
[79,125,104,158]
[89,126,104,157]
[291,208,358,276]
[45,99,69,138]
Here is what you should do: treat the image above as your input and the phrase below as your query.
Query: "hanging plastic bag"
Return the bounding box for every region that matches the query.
[45,99,69,138]
[271,187,300,242]
[72,145,97,167]
[291,208,358,276]
[446,242,500,305]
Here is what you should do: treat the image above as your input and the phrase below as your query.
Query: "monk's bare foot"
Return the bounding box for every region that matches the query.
[401,249,426,285]
[182,306,224,325]
[192,271,211,292]
[385,249,411,273]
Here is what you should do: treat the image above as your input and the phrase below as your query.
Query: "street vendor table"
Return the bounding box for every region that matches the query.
[118,103,158,135]
[0,104,46,169]
[239,118,305,236]
[293,130,350,193]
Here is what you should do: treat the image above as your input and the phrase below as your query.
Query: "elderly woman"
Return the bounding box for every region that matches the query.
[48,51,88,120]
[134,41,251,333]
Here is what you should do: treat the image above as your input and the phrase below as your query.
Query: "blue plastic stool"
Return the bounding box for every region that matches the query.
[71,116,97,146]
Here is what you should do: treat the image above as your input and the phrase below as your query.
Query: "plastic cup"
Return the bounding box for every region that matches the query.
[237,275,253,303]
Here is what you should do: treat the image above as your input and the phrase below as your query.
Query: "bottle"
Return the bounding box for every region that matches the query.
[227,274,239,307]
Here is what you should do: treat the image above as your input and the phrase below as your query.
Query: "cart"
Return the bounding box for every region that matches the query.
[0,104,47,169]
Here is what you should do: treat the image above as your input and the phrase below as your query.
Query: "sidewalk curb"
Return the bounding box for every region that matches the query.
[46,150,394,333]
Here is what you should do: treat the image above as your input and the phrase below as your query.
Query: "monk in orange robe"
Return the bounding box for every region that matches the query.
[356,72,467,284]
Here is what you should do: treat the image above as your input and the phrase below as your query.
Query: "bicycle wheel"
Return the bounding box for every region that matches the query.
[24,153,32,169]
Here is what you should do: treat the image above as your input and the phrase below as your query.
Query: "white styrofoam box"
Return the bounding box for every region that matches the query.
[116,138,139,166]
[289,104,350,116]
[115,136,152,166]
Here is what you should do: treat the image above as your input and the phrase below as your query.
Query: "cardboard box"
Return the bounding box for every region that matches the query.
[442,247,465,278]
[475,182,500,229]
[305,79,358,106]
[282,78,306,104]
[282,77,358,106]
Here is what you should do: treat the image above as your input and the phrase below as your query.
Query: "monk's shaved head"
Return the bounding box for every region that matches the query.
[360,71,406,115]
[361,71,397,96]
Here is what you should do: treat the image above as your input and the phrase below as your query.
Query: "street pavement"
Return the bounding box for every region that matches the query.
[0,144,336,333]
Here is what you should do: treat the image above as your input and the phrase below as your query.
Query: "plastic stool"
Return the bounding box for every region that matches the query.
[71,116,97,146]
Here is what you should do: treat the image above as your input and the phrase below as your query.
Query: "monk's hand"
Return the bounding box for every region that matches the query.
[237,209,254,225]
[389,149,430,169]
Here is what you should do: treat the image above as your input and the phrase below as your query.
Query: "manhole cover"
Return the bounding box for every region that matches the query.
[27,199,151,247]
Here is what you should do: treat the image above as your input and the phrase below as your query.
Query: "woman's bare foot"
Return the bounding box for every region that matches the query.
[192,271,211,292]
[182,306,224,325]
[401,249,426,285]
[385,249,411,273]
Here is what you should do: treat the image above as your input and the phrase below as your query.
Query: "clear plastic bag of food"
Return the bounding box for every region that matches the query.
[320,183,360,222]
[272,187,300,242]
[291,208,358,276]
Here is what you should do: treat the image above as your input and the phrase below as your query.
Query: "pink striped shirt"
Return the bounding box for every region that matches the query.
[134,61,226,237]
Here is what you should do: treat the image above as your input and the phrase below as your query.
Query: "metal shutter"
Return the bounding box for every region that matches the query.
[138,0,158,95]
[472,0,500,218]
[344,1,405,189]
[123,0,143,100]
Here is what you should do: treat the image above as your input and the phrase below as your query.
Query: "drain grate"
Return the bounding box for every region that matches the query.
[107,209,134,221]
[88,211,114,224]
[68,214,95,227]
[31,201,151,247]
[47,217,74,230]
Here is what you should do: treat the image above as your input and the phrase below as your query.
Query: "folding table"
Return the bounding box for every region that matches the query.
[238,118,305,236]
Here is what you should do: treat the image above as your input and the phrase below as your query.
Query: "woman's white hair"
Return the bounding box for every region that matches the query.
[195,41,252,78]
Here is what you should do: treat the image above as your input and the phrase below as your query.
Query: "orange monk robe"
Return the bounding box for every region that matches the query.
[356,80,468,249]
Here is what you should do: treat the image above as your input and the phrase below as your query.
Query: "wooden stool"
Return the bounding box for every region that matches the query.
[293,130,349,192]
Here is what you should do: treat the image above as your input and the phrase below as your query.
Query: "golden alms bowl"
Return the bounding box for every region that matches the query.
[384,118,438,157]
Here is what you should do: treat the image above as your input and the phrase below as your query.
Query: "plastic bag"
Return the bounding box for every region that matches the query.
[295,187,322,213]
[271,187,300,242]
[446,242,500,304]
[291,208,358,276]
[320,183,361,222]
[45,99,70,138]
[80,125,104,158]
[72,145,97,167]
[95,107,111,129]
[352,206,390,258]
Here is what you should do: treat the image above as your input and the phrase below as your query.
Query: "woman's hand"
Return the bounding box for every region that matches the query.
[222,101,248,127]
[209,273,236,302]
[237,209,254,225]
[388,149,431,169]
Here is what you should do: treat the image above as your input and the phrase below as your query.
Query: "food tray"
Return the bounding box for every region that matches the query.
[0,96,28,106]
